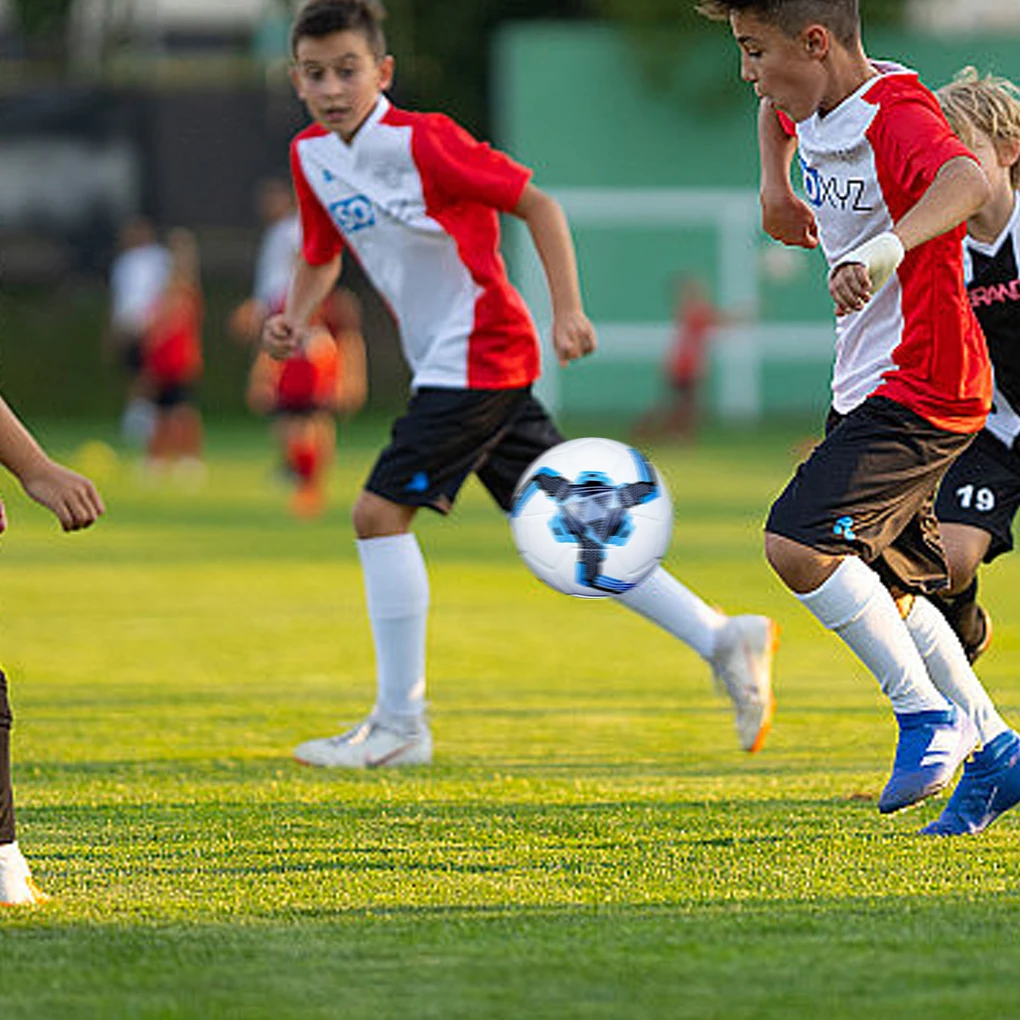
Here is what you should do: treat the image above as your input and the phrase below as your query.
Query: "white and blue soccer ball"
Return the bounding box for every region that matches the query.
[509,437,673,599]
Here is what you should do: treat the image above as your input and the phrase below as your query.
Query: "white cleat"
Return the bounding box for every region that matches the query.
[0,844,50,907]
[293,716,433,769]
[711,615,778,753]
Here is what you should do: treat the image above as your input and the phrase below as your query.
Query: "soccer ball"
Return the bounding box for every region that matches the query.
[509,437,673,598]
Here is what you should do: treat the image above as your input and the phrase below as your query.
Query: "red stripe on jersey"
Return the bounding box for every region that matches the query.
[864,77,990,433]
[390,108,539,389]
[290,125,344,267]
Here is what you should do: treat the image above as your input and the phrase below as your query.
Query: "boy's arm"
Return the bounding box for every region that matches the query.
[830,155,989,316]
[262,254,342,361]
[758,99,819,249]
[0,396,104,533]
[511,184,596,367]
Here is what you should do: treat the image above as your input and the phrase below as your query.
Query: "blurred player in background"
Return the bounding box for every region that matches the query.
[634,274,726,442]
[247,288,367,517]
[142,228,205,478]
[232,177,367,517]
[0,396,105,905]
[106,215,169,447]
[264,0,777,770]
[706,0,1020,835]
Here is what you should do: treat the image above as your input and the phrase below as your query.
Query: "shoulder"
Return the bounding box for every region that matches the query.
[290,123,331,154]
[863,69,942,117]
[381,105,474,142]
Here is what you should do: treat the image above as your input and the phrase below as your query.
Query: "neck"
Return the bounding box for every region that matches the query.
[969,188,1017,245]
[818,47,877,116]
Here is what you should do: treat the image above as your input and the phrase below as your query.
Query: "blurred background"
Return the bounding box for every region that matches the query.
[1,0,1018,430]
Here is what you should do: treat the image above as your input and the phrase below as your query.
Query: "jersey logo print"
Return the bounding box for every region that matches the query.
[800,159,873,212]
[329,194,375,234]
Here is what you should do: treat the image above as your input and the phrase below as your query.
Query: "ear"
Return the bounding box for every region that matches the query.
[802,25,830,60]
[378,54,395,91]
[999,137,1020,169]
[288,63,304,99]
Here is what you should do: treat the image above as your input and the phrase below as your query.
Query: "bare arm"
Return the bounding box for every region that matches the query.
[0,396,104,532]
[830,156,990,315]
[261,254,343,361]
[511,184,596,367]
[758,99,819,249]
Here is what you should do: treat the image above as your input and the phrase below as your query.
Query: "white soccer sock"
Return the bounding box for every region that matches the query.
[904,595,1009,745]
[357,534,429,732]
[614,566,727,661]
[796,556,947,714]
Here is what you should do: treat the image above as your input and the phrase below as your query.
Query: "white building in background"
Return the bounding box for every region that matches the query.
[909,0,1020,31]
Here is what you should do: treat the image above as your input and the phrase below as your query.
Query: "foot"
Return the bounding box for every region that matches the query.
[920,729,1020,836]
[293,715,433,769]
[878,707,977,814]
[710,615,778,753]
[963,604,993,665]
[0,844,50,907]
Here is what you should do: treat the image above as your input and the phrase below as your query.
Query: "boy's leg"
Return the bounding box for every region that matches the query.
[0,669,46,906]
[480,395,776,753]
[294,388,537,768]
[766,398,978,812]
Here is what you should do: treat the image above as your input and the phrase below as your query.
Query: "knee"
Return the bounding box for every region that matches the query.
[765,531,842,594]
[352,491,413,540]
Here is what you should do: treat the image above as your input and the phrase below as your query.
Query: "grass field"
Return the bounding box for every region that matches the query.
[1,418,1019,1019]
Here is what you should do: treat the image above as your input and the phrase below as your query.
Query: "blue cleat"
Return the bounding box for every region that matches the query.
[878,707,977,814]
[920,730,1020,836]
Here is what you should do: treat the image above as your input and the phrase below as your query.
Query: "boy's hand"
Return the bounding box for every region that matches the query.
[829,263,872,316]
[552,310,597,367]
[0,496,6,534]
[262,314,307,361]
[761,191,819,249]
[21,460,105,532]
[829,233,905,317]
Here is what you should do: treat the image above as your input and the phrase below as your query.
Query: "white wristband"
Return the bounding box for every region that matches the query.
[830,232,905,293]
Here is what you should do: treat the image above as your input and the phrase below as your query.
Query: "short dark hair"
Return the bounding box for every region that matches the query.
[290,0,387,60]
[696,0,861,48]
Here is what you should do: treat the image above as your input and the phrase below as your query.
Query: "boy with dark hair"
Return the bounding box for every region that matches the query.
[0,397,104,904]
[265,0,779,768]
[699,0,1020,828]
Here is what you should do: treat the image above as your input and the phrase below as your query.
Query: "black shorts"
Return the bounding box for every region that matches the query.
[766,396,975,594]
[935,429,1020,564]
[366,386,564,514]
[152,382,194,409]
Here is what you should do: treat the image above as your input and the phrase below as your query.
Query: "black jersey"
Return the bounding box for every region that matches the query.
[964,193,1020,448]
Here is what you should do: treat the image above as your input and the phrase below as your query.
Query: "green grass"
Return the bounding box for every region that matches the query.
[2,418,1020,1019]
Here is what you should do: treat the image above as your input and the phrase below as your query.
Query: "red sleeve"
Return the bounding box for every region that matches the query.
[867,87,977,196]
[409,114,533,213]
[290,138,344,266]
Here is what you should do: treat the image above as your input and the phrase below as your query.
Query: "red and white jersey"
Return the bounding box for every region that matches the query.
[782,63,990,432]
[290,96,539,390]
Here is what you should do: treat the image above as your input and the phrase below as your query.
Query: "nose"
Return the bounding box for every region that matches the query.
[739,54,755,83]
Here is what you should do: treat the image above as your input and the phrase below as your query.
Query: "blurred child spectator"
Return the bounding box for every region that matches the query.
[634,275,726,442]
[247,288,367,517]
[142,228,204,478]
[231,178,366,517]
[106,216,169,446]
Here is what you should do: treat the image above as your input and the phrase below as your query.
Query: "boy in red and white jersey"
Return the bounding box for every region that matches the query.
[699,0,1014,825]
[264,0,779,768]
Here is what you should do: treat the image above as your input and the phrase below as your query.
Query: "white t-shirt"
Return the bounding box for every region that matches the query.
[110,242,170,334]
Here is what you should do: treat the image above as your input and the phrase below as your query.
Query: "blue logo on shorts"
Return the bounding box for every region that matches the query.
[406,471,429,493]
[833,515,857,541]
